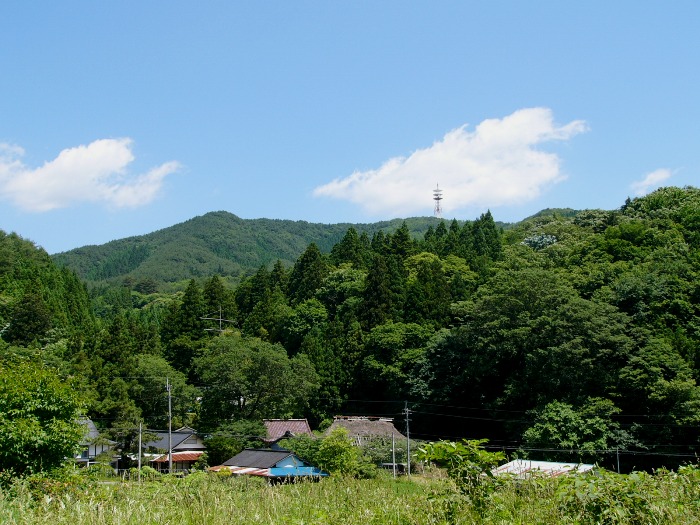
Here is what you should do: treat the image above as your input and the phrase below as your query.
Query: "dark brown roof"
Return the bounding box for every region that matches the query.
[326,417,406,439]
[263,419,313,442]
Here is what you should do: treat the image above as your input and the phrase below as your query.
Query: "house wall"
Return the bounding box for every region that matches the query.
[275,456,304,468]
[173,435,206,451]
[79,443,113,460]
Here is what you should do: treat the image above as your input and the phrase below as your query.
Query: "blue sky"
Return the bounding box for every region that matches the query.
[1,2,698,253]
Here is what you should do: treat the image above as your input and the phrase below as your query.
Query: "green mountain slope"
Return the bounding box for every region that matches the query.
[52,211,446,286]
[0,231,94,344]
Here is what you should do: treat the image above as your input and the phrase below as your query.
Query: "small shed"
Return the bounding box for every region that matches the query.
[492,459,596,479]
[211,449,327,479]
[326,416,405,445]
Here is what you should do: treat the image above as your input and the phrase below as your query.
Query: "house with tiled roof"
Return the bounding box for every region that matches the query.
[150,451,205,472]
[75,418,119,468]
[210,448,327,480]
[145,426,206,473]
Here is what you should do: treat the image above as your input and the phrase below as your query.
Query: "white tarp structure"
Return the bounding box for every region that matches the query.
[492,459,595,478]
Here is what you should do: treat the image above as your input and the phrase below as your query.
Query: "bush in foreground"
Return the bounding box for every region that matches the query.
[0,359,85,480]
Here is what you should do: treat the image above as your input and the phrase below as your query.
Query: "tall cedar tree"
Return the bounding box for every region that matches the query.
[235,266,271,321]
[404,253,450,327]
[330,227,367,268]
[270,259,289,291]
[472,210,502,260]
[361,254,393,329]
[4,289,52,346]
[287,243,328,305]
[161,279,206,376]
[203,275,238,328]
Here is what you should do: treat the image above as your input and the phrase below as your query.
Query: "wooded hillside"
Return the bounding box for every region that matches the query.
[2,186,700,475]
[51,211,447,287]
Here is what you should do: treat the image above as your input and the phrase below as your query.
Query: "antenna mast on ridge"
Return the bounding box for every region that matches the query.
[433,184,443,218]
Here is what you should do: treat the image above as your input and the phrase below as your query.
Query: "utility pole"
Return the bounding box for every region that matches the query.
[392,433,396,478]
[404,401,411,477]
[166,378,172,474]
[138,422,142,482]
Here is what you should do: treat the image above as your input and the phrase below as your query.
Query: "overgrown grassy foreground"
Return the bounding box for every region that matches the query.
[2,467,700,524]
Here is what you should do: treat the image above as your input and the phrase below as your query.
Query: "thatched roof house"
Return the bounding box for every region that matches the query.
[325,416,405,445]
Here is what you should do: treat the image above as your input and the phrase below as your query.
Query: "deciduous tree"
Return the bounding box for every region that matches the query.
[0,360,84,477]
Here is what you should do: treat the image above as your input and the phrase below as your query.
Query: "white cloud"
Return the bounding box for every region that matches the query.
[630,168,672,196]
[313,107,587,216]
[0,138,180,212]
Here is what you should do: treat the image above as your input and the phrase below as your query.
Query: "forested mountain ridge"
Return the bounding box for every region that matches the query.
[0,231,94,347]
[4,185,700,477]
[51,211,448,287]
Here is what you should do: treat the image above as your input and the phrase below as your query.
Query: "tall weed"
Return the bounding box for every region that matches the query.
[2,466,700,524]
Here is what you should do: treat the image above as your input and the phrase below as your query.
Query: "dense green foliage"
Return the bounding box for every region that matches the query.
[0,360,84,478]
[195,334,319,430]
[280,427,378,478]
[416,439,506,512]
[52,211,446,287]
[3,186,700,481]
[202,419,266,466]
[0,232,94,345]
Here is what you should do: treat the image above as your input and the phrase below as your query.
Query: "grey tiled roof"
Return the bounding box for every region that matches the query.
[144,427,205,452]
[223,449,302,468]
[79,418,117,446]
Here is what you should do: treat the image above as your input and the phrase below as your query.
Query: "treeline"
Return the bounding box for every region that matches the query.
[2,186,700,473]
[52,211,442,286]
[0,231,94,347]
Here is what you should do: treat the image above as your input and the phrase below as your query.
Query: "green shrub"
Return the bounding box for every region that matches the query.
[282,428,378,478]
[557,470,658,524]
[14,466,91,501]
[85,463,116,480]
[415,439,505,513]
[127,465,162,482]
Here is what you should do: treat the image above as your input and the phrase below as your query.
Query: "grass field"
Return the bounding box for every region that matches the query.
[2,466,700,524]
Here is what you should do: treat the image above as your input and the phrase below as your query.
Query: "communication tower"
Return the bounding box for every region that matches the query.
[433,185,443,218]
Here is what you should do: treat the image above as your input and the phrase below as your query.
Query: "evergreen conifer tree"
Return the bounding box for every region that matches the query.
[287,243,328,305]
